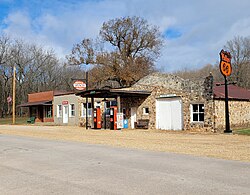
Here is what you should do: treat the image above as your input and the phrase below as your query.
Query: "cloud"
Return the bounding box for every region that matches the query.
[1,0,250,72]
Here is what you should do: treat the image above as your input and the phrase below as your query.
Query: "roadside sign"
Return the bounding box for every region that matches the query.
[73,80,86,91]
[220,50,232,77]
[7,96,12,103]
[117,113,124,129]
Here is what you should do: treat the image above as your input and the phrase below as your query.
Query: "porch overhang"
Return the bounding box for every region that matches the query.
[17,101,52,107]
[76,89,151,98]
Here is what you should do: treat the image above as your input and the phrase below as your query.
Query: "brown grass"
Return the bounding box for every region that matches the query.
[0,125,250,162]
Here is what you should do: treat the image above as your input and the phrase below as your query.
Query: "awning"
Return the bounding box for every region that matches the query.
[17,101,52,107]
[76,89,151,98]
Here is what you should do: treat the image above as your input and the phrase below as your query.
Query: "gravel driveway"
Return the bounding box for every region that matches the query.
[0,125,249,162]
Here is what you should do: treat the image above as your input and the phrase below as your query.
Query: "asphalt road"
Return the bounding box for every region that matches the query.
[0,135,249,195]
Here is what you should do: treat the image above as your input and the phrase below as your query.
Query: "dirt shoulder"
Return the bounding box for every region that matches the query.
[0,125,250,162]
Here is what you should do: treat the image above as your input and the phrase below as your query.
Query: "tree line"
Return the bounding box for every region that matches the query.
[174,36,250,88]
[0,16,250,117]
[0,36,85,117]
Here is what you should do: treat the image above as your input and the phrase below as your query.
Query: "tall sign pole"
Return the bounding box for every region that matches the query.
[12,65,16,125]
[219,50,232,133]
[72,73,88,129]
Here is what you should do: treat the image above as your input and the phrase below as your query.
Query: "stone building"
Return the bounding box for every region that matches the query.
[121,72,250,132]
[121,73,214,132]
[213,84,250,130]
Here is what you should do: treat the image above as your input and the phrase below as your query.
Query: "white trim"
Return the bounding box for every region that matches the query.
[190,103,204,122]
[69,104,75,117]
[57,105,62,118]
[143,107,149,115]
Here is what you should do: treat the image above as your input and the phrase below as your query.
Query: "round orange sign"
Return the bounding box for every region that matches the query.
[220,50,232,77]
[73,80,86,91]
[220,61,232,77]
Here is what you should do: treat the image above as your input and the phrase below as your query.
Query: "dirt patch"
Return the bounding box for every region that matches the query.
[0,125,250,162]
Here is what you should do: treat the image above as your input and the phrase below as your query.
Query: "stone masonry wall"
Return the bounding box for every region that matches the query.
[129,73,215,132]
[214,99,250,132]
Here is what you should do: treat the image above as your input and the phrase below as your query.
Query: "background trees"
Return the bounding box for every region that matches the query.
[1,17,250,118]
[0,35,82,117]
[175,36,250,89]
[224,36,250,88]
[68,16,163,87]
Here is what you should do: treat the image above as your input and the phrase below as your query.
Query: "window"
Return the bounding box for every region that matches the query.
[191,104,204,122]
[57,105,62,118]
[45,106,52,118]
[69,104,75,117]
[81,103,92,117]
[143,107,149,115]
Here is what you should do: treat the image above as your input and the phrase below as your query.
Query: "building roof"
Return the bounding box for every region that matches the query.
[76,89,151,98]
[17,101,52,107]
[214,85,250,101]
[53,91,75,96]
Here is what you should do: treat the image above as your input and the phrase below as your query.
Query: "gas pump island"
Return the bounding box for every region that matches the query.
[76,88,151,130]
[93,101,118,130]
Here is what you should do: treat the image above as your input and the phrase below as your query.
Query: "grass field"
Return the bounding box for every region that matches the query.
[235,128,250,136]
[0,117,29,125]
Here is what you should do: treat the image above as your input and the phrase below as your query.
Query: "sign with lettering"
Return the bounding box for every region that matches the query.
[220,50,232,77]
[62,101,69,105]
[117,113,124,129]
[73,80,86,91]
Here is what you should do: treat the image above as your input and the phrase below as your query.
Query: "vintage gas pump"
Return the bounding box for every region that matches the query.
[110,106,117,130]
[94,107,101,129]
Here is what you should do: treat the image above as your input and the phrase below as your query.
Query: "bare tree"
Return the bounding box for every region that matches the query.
[224,36,250,88]
[0,34,77,117]
[68,16,163,87]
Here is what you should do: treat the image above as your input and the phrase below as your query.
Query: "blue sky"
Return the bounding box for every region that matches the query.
[1,0,250,72]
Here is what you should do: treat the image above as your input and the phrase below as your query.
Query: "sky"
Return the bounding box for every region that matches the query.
[0,0,250,72]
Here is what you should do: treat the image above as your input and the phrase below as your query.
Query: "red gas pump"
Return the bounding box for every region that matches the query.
[110,106,117,130]
[94,108,101,129]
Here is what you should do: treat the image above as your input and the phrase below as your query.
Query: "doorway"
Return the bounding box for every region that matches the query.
[63,105,68,124]
[131,107,137,129]
[156,97,183,130]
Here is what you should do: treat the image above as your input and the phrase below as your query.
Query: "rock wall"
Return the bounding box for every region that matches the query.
[129,73,215,132]
[214,100,250,132]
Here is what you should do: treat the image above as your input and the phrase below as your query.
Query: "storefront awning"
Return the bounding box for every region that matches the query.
[17,101,52,107]
[76,89,151,98]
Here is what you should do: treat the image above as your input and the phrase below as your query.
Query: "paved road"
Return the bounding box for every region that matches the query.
[0,135,249,195]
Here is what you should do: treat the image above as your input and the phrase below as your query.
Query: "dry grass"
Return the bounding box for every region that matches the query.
[0,125,250,162]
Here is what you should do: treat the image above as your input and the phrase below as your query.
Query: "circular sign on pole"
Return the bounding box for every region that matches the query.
[73,80,86,91]
[220,50,232,77]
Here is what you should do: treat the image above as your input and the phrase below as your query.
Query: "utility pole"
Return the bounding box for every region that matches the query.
[85,71,88,129]
[12,65,16,125]
[72,70,89,129]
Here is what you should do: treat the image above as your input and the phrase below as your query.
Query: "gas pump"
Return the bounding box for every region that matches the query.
[110,106,117,130]
[94,107,101,129]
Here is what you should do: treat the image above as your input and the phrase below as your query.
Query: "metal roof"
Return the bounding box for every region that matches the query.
[17,101,52,107]
[214,85,250,101]
[76,89,151,98]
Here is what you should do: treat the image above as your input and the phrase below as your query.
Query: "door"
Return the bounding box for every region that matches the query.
[63,105,68,124]
[156,97,183,130]
[38,106,44,122]
[131,107,137,129]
